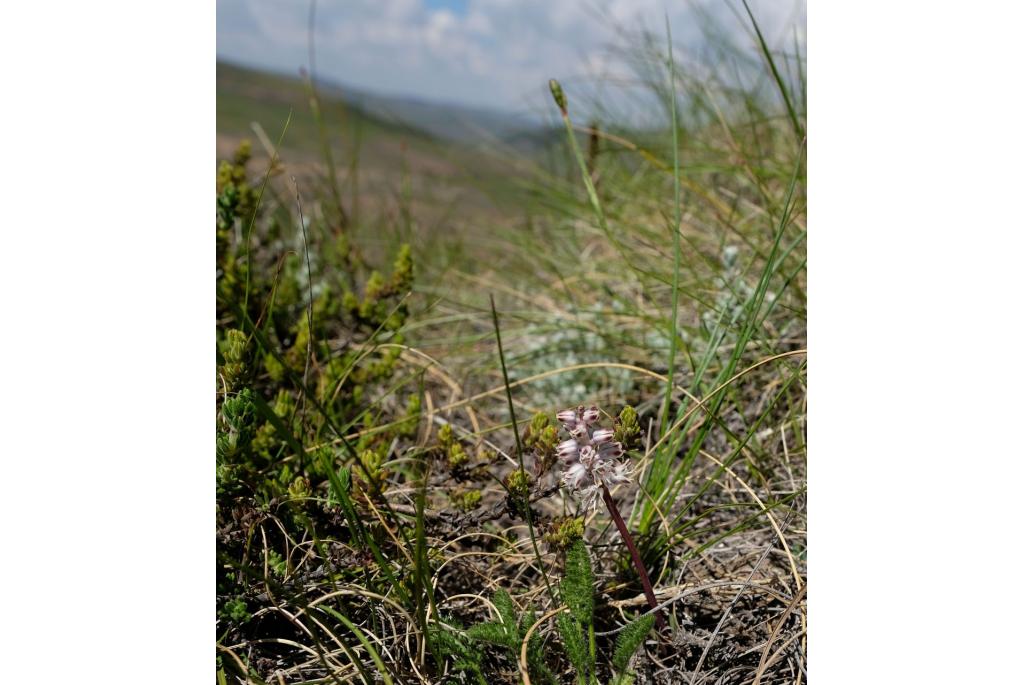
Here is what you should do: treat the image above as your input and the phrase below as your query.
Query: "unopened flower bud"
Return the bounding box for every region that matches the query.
[599,441,624,459]
[557,439,579,461]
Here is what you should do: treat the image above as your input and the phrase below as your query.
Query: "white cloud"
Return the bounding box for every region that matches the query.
[217,0,805,117]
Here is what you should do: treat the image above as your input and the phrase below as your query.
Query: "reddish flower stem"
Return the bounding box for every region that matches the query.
[601,483,666,631]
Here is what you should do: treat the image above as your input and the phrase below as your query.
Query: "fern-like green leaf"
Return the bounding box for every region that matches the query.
[467,590,520,649]
[432,617,487,685]
[612,613,655,673]
[523,606,540,657]
[562,540,594,625]
[464,592,557,684]
[557,611,587,674]
[493,589,518,633]
[521,606,558,685]
[466,620,511,647]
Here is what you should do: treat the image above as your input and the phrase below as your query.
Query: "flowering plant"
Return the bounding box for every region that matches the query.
[556,406,632,512]
[555,405,664,630]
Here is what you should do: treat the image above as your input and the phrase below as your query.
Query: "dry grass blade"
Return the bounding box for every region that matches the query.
[518,606,568,685]
[688,512,795,684]
[752,583,807,685]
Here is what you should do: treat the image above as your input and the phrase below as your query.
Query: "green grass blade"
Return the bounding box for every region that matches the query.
[741,0,803,140]
[660,15,684,436]
[317,605,394,685]
[490,294,556,602]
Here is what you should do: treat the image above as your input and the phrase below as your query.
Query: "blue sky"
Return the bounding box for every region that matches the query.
[424,0,469,12]
[217,0,804,117]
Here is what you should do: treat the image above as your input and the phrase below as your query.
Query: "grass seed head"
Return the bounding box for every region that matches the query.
[548,78,568,115]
